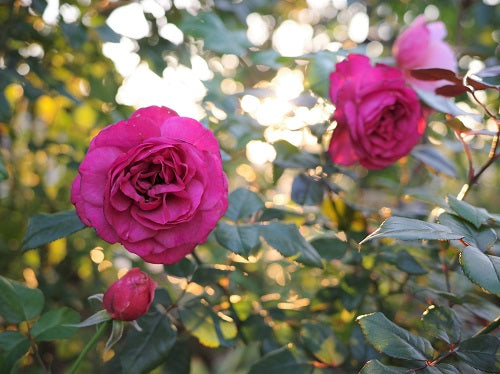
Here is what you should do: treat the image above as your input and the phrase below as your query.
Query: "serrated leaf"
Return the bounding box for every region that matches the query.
[248,345,315,374]
[411,145,458,178]
[259,222,323,268]
[396,250,427,275]
[190,264,235,286]
[459,246,500,295]
[457,335,500,372]
[414,87,482,121]
[0,276,44,323]
[301,321,347,366]
[438,213,496,252]
[163,257,196,278]
[357,312,434,361]
[359,360,408,373]
[179,298,236,348]
[447,195,493,229]
[310,235,347,260]
[410,68,461,83]
[179,12,250,55]
[119,312,177,374]
[31,307,79,341]
[435,363,461,374]
[215,222,260,257]
[421,306,461,344]
[0,331,31,374]
[360,217,463,246]
[291,174,324,206]
[21,210,86,251]
[225,188,265,222]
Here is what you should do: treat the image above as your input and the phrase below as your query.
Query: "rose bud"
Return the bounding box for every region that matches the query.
[103,268,157,321]
[392,15,457,92]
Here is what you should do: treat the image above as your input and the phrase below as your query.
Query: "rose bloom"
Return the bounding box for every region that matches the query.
[71,106,228,264]
[328,54,425,170]
[103,268,156,321]
[393,15,457,92]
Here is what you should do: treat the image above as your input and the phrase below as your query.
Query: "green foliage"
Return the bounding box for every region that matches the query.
[118,312,177,374]
[421,305,461,344]
[357,312,434,361]
[21,210,86,251]
[457,335,500,372]
[459,245,500,295]
[31,307,79,341]
[0,276,44,323]
[0,331,31,374]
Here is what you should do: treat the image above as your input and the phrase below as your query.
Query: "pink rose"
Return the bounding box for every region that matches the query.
[328,54,425,169]
[393,15,457,92]
[71,106,228,264]
[103,268,156,321]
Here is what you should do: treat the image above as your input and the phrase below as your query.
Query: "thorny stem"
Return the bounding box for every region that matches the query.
[68,320,110,374]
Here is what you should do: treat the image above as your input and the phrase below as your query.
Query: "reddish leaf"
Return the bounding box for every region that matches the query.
[435,84,469,97]
[466,76,499,90]
[410,68,461,83]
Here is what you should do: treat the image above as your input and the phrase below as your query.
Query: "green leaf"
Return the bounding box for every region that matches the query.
[250,50,283,69]
[215,222,261,257]
[119,312,177,374]
[411,145,458,178]
[291,174,324,206]
[179,12,250,55]
[0,160,8,181]
[435,364,461,374]
[349,326,381,364]
[459,246,500,295]
[359,360,408,374]
[21,210,86,251]
[457,335,500,372]
[259,222,323,268]
[357,312,434,361]
[31,307,79,341]
[310,235,348,260]
[305,51,338,98]
[163,257,196,278]
[191,264,235,286]
[0,331,31,374]
[421,305,461,344]
[163,338,191,374]
[179,298,237,348]
[447,195,493,229]
[61,23,88,49]
[301,321,347,366]
[396,250,427,275]
[225,188,265,222]
[414,88,482,122]
[360,217,463,245]
[248,345,315,374]
[439,213,496,251]
[0,276,44,323]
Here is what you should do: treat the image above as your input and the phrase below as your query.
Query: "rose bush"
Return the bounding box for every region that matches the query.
[328,54,425,169]
[393,15,457,92]
[103,268,156,321]
[71,106,228,264]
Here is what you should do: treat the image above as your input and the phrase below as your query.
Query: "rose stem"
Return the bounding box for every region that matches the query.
[68,320,111,374]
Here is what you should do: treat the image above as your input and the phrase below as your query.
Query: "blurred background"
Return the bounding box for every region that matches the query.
[0,0,499,372]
